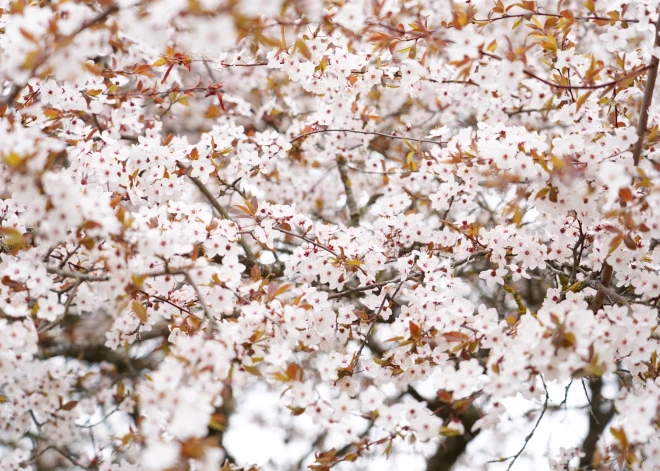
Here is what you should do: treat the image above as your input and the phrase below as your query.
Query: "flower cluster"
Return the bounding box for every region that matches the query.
[1,0,660,470]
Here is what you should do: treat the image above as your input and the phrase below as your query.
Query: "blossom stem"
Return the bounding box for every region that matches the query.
[523,66,651,91]
[476,13,639,24]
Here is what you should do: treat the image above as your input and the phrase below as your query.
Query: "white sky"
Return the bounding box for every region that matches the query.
[222,376,617,471]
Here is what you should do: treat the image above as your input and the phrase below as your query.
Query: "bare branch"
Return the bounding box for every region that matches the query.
[488,376,549,471]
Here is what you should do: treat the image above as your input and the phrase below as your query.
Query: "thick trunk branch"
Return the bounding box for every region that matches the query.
[632,12,660,165]
[38,325,169,373]
[425,405,481,471]
[588,263,613,313]
[579,378,616,469]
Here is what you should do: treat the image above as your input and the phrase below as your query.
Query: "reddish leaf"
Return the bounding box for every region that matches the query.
[442,331,470,342]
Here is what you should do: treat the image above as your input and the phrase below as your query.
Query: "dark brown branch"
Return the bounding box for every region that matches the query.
[274,225,368,276]
[425,405,481,471]
[578,378,616,469]
[182,271,211,318]
[582,259,618,467]
[421,385,483,471]
[236,255,285,279]
[506,107,548,117]
[632,12,660,165]
[38,326,169,373]
[73,5,119,36]
[479,51,651,92]
[336,155,360,227]
[586,279,632,313]
[0,85,21,108]
[218,61,268,67]
[348,279,407,374]
[139,290,193,315]
[588,263,613,313]
[53,446,89,470]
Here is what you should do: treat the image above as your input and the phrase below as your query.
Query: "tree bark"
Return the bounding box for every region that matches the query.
[579,378,616,469]
[632,12,660,165]
[425,404,481,471]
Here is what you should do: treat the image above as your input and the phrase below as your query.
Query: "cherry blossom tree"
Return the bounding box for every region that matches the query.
[1,0,660,470]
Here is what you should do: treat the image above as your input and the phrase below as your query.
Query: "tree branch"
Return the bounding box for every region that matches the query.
[425,405,481,471]
[182,271,212,318]
[581,259,619,468]
[588,263,613,313]
[328,278,401,300]
[489,376,549,471]
[523,66,651,91]
[632,12,660,165]
[177,162,256,261]
[290,128,445,146]
[336,155,360,227]
[0,4,119,108]
[47,266,109,282]
[38,326,169,374]
[578,378,616,469]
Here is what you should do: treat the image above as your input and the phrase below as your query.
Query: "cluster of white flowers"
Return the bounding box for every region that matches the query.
[1,0,660,470]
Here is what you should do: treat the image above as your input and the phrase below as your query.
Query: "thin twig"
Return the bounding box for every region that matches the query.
[290,128,445,146]
[559,379,573,409]
[328,278,401,300]
[139,290,193,315]
[523,66,651,91]
[182,272,211,318]
[581,378,599,424]
[349,279,407,374]
[77,402,123,429]
[474,12,639,24]
[53,447,89,470]
[490,376,549,470]
[176,161,256,260]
